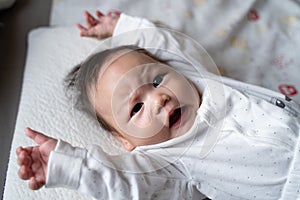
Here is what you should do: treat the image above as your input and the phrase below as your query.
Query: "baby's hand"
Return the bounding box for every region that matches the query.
[16,128,57,190]
[77,10,121,39]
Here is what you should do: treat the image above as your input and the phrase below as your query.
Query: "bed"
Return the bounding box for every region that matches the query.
[3,0,300,199]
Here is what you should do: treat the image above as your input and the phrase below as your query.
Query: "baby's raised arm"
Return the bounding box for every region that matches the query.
[16,128,57,190]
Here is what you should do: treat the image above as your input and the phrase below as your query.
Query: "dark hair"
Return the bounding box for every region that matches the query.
[64,45,163,133]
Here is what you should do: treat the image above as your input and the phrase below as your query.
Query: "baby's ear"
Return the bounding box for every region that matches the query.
[113,132,135,151]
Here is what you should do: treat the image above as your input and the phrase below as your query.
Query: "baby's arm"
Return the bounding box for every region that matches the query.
[77,10,217,77]
[16,129,205,199]
[46,141,192,199]
[16,128,57,190]
[77,10,212,72]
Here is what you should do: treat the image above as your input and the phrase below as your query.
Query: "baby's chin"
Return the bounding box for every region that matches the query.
[120,116,195,146]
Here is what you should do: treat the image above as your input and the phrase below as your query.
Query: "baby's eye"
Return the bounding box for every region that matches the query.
[130,103,143,117]
[152,74,164,88]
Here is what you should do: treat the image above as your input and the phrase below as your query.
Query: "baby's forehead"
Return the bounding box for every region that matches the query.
[107,49,159,65]
[100,50,161,76]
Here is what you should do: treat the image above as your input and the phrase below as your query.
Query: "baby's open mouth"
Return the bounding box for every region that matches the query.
[169,107,182,128]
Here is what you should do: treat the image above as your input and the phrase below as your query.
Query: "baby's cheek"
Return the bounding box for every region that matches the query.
[131,112,152,128]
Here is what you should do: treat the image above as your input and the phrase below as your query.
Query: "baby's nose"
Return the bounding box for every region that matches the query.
[153,94,170,114]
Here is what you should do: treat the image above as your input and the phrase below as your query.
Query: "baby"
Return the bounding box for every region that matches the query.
[17,11,300,200]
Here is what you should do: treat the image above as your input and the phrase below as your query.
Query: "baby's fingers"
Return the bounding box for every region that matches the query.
[77,23,87,31]
[107,10,121,18]
[76,24,97,38]
[95,10,104,18]
[29,177,45,190]
[26,127,52,145]
[85,11,98,27]
[77,23,95,37]
[16,146,22,156]
[17,147,32,166]
[77,23,88,37]
[18,165,33,180]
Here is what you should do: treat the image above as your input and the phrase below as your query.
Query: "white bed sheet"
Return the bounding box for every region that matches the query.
[4,0,300,199]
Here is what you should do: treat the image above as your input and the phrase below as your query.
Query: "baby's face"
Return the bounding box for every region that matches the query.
[92,51,200,150]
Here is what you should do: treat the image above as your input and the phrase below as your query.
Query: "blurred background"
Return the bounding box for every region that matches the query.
[0,0,52,196]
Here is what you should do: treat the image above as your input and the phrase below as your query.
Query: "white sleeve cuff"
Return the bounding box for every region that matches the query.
[46,140,86,189]
[113,13,155,36]
[55,139,86,158]
[46,151,83,189]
